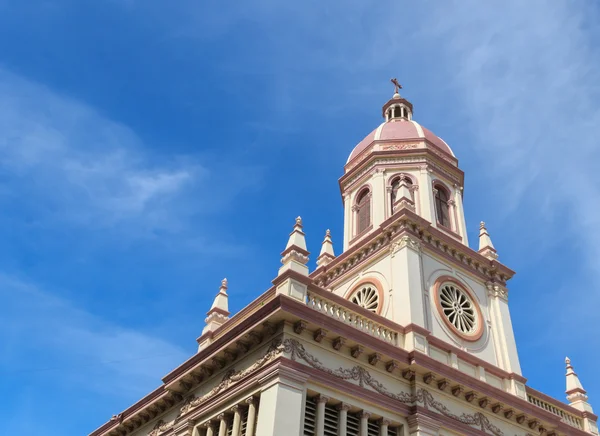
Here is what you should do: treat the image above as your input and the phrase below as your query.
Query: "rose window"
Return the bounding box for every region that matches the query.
[350,286,379,312]
[438,283,477,334]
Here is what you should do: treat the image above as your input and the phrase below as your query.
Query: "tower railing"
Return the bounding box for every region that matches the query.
[306,287,399,345]
[527,390,584,430]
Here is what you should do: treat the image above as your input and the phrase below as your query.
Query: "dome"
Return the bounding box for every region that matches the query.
[347,119,455,164]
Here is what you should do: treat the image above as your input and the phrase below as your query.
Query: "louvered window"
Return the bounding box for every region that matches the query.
[304,398,316,436]
[302,396,400,436]
[323,404,339,436]
[356,189,371,234]
[240,406,249,436]
[346,413,360,436]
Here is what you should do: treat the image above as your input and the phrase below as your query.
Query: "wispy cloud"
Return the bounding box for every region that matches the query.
[0,271,188,400]
[0,68,202,232]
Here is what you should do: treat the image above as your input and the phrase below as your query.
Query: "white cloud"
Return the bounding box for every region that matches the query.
[0,68,208,233]
[0,272,188,396]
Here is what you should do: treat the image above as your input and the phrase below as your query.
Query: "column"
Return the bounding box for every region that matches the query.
[359,411,371,436]
[255,368,308,436]
[452,184,468,245]
[202,422,216,436]
[337,403,350,436]
[379,418,390,436]
[231,405,242,436]
[245,396,257,436]
[315,395,330,436]
[217,413,227,436]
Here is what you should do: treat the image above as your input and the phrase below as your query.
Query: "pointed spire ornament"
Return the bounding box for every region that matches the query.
[478,221,498,260]
[274,216,311,301]
[278,216,310,277]
[393,178,415,213]
[198,278,231,350]
[316,229,335,268]
[565,357,595,426]
[566,357,589,403]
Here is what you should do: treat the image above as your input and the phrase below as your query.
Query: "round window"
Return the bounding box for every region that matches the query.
[435,280,483,341]
[350,285,379,312]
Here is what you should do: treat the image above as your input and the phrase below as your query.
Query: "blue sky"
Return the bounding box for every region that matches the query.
[0,1,599,434]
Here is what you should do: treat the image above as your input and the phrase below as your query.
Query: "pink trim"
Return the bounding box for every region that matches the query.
[311,208,515,290]
[92,293,586,436]
[280,244,310,258]
[206,307,230,317]
[526,386,587,419]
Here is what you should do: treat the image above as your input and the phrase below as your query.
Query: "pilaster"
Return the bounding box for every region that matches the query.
[372,168,386,228]
[453,185,468,245]
[390,235,426,329]
[254,366,308,436]
[486,283,522,375]
[407,413,440,436]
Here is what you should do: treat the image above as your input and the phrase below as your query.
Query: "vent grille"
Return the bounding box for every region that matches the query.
[304,398,316,436]
[302,396,400,436]
[324,404,339,436]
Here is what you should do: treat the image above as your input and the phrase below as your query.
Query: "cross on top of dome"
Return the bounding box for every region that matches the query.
[391,78,402,96]
[383,77,413,121]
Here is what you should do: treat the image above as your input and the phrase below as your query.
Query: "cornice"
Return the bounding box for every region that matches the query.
[310,209,514,290]
[91,293,586,436]
[341,147,463,192]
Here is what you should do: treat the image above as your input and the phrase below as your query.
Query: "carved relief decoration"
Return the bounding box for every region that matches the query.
[381,143,419,151]
[146,339,286,436]
[284,338,504,436]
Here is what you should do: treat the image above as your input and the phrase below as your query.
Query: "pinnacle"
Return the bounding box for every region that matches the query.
[317,228,335,267]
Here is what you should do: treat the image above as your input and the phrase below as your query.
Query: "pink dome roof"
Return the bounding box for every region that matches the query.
[347,119,454,163]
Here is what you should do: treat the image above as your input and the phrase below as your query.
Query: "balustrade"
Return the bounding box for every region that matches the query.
[306,290,398,345]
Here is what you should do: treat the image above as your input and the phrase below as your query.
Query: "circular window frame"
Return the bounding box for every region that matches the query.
[345,278,384,315]
[433,276,483,342]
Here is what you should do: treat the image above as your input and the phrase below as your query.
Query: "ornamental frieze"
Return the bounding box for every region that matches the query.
[146,339,286,436]
[284,338,505,436]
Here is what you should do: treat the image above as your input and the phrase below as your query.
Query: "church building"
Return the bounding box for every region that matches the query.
[90,82,598,436]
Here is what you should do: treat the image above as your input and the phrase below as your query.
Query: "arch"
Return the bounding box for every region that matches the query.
[344,277,384,315]
[390,173,415,211]
[433,182,451,228]
[355,186,371,235]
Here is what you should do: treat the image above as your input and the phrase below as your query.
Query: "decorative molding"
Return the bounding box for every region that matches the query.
[332,336,346,351]
[283,338,504,436]
[313,328,327,343]
[486,282,509,301]
[293,320,307,334]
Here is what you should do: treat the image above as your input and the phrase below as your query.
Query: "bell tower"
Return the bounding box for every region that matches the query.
[341,80,468,252]
[315,82,524,392]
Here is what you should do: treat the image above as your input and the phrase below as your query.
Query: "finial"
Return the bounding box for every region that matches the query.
[478,221,498,260]
[317,229,335,267]
[285,216,307,252]
[565,356,591,405]
[199,277,231,350]
[391,78,402,98]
